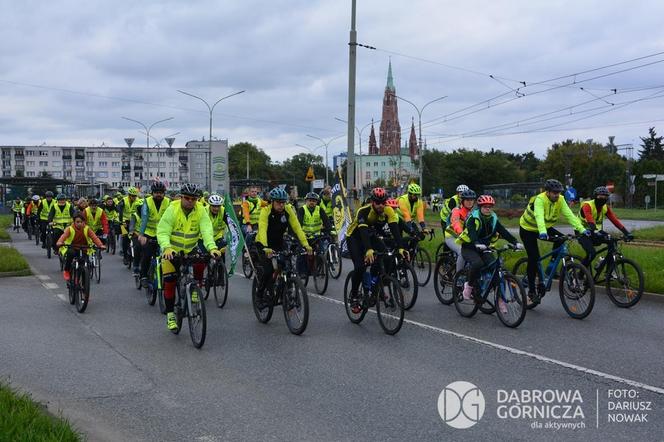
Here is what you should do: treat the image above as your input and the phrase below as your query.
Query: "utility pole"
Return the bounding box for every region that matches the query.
[246,150,250,179]
[346,0,357,198]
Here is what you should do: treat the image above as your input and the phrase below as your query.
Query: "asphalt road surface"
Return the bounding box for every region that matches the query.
[2,229,663,441]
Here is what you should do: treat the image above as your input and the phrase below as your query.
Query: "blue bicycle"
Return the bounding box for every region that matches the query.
[512,234,595,319]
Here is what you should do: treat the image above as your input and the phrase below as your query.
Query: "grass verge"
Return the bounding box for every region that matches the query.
[0,214,12,241]
[0,245,31,275]
[0,382,81,441]
[611,208,664,221]
[631,225,664,242]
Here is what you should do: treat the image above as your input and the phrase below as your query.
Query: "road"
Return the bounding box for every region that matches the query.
[2,229,663,441]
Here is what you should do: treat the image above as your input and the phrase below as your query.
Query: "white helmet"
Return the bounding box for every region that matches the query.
[32,195,40,201]
[456,184,469,193]
[208,194,224,206]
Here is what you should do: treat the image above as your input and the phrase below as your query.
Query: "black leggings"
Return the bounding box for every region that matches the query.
[578,234,604,268]
[519,226,564,292]
[348,234,386,294]
[461,245,495,287]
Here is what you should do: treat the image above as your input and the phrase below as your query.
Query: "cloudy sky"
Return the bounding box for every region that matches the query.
[1,0,663,162]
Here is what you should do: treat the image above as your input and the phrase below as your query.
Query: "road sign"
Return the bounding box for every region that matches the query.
[312,179,324,189]
[643,174,664,181]
[305,166,315,182]
[645,195,651,204]
[629,184,636,195]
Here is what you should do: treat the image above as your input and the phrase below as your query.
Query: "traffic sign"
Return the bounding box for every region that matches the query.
[305,166,315,182]
[313,179,324,189]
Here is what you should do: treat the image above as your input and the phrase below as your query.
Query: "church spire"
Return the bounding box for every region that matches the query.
[386,59,395,91]
[368,119,378,155]
[379,61,401,155]
[409,118,418,160]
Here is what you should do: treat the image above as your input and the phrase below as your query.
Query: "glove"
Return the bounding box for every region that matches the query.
[514,242,524,251]
[538,233,548,240]
[161,248,175,260]
[210,249,222,259]
[624,231,634,241]
[305,246,313,255]
[263,247,274,258]
[583,229,592,236]
[364,248,375,264]
[475,244,488,251]
[219,246,227,254]
[398,248,409,260]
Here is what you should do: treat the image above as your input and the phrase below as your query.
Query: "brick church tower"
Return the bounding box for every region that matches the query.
[368,119,378,155]
[408,118,418,161]
[379,61,401,155]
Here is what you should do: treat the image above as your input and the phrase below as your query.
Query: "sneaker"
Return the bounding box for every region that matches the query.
[140,277,148,288]
[190,289,199,304]
[166,312,178,331]
[63,270,71,281]
[498,298,508,314]
[350,291,362,314]
[527,290,539,306]
[462,282,474,300]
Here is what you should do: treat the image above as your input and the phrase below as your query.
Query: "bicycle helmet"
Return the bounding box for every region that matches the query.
[202,191,210,198]
[476,195,495,206]
[370,187,387,203]
[460,189,477,200]
[45,191,54,197]
[32,195,40,201]
[56,193,67,200]
[151,181,166,193]
[208,194,223,206]
[456,184,470,193]
[407,183,421,195]
[305,192,320,201]
[180,183,201,197]
[593,186,610,198]
[386,198,399,209]
[127,187,139,196]
[115,191,123,198]
[89,198,98,206]
[269,187,288,202]
[544,179,564,192]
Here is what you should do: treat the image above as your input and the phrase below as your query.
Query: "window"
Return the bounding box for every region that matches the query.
[158,172,165,178]
[365,171,371,179]
[52,151,60,157]
[75,160,84,167]
[195,172,204,178]
[27,171,36,177]
[170,172,177,178]
[374,162,378,167]
[26,150,34,156]
[52,171,62,178]
[98,161,107,167]
[39,150,48,156]
[39,161,48,167]
[373,171,378,177]
[366,162,370,167]
[86,161,94,168]
[112,162,120,167]
[52,161,61,167]
[112,172,120,178]
[196,164,204,170]
[27,161,35,166]
[381,162,385,166]
[96,172,108,178]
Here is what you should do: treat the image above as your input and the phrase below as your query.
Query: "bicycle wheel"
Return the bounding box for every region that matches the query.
[453,270,479,318]
[343,271,367,324]
[45,234,52,259]
[145,262,157,306]
[433,255,455,305]
[494,272,527,328]
[326,243,342,279]
[213,263,229,309]
[434,241,446,260]
[251,278,273,323]
[158,288,166,314]
[203,265,212,301]
[282,277,309,335]
[187,283,206,348]
[95,251,101,284]
[512,257,540,310]
[376,276,404,335]
[559,262,595,319]
[395,260,418,310]
[68,272,76,305]
[35,227,40,246]
[108,232,116,255]
[26,223,32,240]
[75,265,90,313]
[312,255,329,295]
[413,248,432,286]
[605,257,644,308]
[242,253,254,278]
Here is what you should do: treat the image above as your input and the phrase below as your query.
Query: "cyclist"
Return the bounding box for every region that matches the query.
[83,198,109,244]
[76,197,89,213]
[56,212,106,282]
[445,189,477,272]
[397,183,428,233]
[241,186,266,236]
[456,195,522,311]
[137,181,171,286]
[346,187,407,314]
[157,183,222,331]
[117,187,142,265]
[103,195,120,238]
[577,186,633,269]
[37,191,55,247]
[11,198,23,228]
[319,186,334,219]
[23,196,38,232]
[48,194,75,254]
[519,179,589,303]
[297,192,332,276]
[253,187,312,304]
[199,191,210,208]
[440,184,469,230]
[127,199,145,276]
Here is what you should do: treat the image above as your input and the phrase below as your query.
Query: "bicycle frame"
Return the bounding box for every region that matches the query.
[533,239,574,291]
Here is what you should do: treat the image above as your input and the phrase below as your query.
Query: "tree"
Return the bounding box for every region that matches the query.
[278,153,329,195]
[227,142,276,181]
[639,127,664,161]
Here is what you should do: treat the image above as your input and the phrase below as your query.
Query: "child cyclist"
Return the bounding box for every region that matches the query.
[444,189,477,272]
[456,195,523,310]
[56,212,106,282]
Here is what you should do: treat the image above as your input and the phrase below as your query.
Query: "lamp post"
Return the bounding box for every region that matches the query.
[334,118,379,199]
[394,95,447,190]
[177,89,245,193]
[141,131,180,181]
[295,143,325,191]
[121,116,174,187]
[305,134,343,185]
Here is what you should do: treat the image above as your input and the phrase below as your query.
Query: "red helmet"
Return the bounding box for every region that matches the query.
[370,187,387,203]
[386,198,399,208]
[477,195,495,206]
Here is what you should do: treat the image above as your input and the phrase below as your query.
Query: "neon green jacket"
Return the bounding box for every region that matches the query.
[519,192,585,234]
[157,200,216,253]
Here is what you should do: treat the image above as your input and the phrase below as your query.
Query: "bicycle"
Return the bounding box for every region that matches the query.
[383,237,418,310]
[171,252,208,349]
[433,246,458,305]
[304,233,329,295]
[343,250,405,335]
[144,245,162,308]
[13,212,22,232]
[204,254,228,308]
[325,233,342,279]
[251,238,309,335]
[512,234,595,319]
[106,220,118,255]
[89,246,102,284]
[43,223,55,259]
[66,245,100,313]
[572,232,644,308]
[405,229,434,287]
[452,244,527,328]
[26,216,34,241]
[242,231,257,278]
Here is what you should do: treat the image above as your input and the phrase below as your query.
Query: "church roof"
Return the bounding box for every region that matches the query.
[386,60,395,91]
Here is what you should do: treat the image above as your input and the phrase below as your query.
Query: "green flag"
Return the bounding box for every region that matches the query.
[223,194,244,275]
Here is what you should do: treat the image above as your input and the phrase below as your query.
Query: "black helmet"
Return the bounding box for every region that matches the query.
[544,179,564,192]
[460,189,477,201]
[45,191,54,197]
[593,186,610,198]
[180,183,201,197]
[151,181,166,193]
[305,192,320,201]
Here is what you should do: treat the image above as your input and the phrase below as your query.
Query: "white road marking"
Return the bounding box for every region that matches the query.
[308,292,664,396]
[35,274,51,280]
[43,282,59,290]
[57,294,67,302]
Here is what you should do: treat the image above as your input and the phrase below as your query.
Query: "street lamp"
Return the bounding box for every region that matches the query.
[140,131,180,180]
[177,89,245,193]
[334,118,379,198]
[395,95,447,190]
[121,116,174,187]
[295,143,325,191]
[306,134,344,185]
